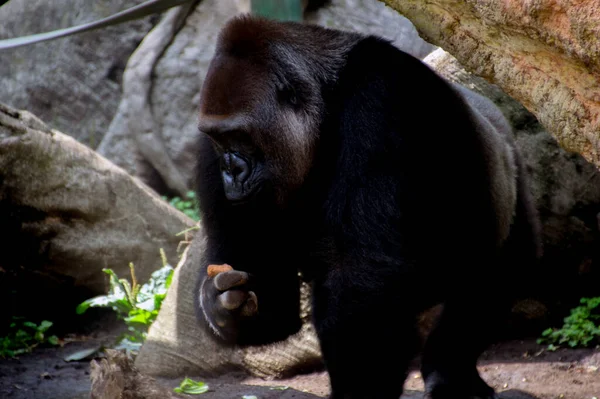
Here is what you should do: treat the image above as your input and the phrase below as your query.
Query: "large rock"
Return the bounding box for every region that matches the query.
[98,0,435,196]
[0,0,157,148]
[0,102,194,327]
[305,0,434,59]
[382,0,600,169]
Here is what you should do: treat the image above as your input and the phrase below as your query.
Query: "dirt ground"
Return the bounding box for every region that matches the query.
[0,328,598,399]
[241,340,600,399]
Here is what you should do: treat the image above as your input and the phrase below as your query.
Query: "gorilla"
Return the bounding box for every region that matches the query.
[194,15,541,399]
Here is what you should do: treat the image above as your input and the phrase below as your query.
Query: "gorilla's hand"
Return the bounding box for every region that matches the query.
[199,265,258,342]
[211,269,258,315]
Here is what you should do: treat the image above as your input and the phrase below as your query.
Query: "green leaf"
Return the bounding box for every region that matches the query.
[137,265,174,306]
[76,296,111,314]
[538,296,600,348]
[77,255,176,351]
[154,293,167,309]
[47,336,59,346]
[15,329,29,339]
[125,311,154,326]
[165,191,200,221]
[75,301,91,315]
[174,378,209,394]
[12,348,29,356]
[38,321,53,333]
[34,331,44,342]
[165,269,174,289]
[113,298,135,316]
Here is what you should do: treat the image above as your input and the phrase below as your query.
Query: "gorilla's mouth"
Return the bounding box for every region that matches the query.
[225,183,262,205]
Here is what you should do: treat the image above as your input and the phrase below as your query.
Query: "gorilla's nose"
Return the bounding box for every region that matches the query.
[223,152,250,183]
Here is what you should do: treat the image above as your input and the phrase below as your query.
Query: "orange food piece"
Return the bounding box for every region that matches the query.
[207,263,233,277]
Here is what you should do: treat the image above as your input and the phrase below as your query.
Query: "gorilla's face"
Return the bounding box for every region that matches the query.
[197,26,324,205]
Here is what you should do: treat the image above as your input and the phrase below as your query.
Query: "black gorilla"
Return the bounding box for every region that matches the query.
[194,15,541,399]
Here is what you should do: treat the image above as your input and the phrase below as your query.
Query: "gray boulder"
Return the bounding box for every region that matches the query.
[0,0,157,147]
[0,101,194,325]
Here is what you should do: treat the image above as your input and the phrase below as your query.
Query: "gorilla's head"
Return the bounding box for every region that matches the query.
[198,15,360,205]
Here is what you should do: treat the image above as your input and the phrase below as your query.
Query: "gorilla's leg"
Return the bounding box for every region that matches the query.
[312,271,420,399]
[420,296,505,399]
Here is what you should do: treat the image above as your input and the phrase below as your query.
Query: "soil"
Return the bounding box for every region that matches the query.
[241,340,600,399]
[1,328,598,399]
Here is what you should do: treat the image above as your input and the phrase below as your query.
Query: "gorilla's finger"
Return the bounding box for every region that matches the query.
[218,289,248,310]
[213,270,249,291]
[240,291,258,317]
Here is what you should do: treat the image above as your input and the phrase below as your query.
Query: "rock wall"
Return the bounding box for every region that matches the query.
[0,0,157,147]
[383,0,600,168]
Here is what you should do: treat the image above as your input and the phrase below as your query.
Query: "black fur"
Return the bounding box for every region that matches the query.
[195,17,541,399]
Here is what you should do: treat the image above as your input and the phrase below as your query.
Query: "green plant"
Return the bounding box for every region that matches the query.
[538,297,600,349]
[76,249,174,350]
[174,378,209,394]
[163,191,200,221]
[0,318,59,358]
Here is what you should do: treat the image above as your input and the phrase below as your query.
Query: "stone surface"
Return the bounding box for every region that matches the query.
[0,102,194,324]
[0,0,157,148]
[383,0,600,168]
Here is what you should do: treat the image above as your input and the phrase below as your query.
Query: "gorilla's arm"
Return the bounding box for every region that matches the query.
[195,138,302,346]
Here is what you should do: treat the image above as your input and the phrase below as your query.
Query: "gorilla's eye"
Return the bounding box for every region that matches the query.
[278,85,299,108]
[287,89,298,106]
